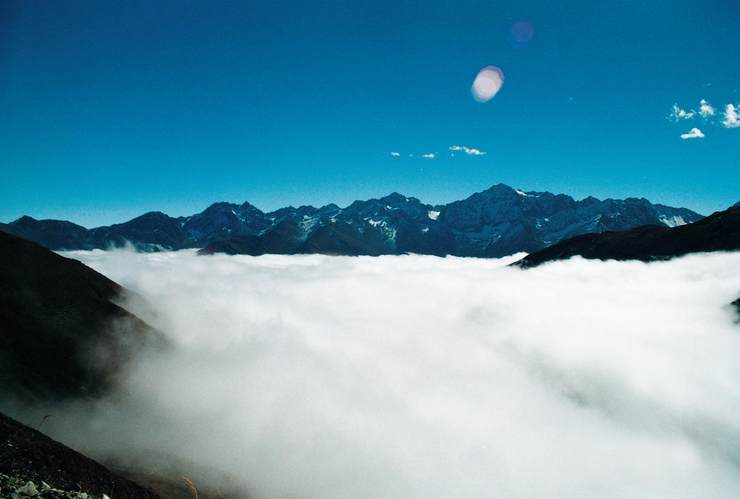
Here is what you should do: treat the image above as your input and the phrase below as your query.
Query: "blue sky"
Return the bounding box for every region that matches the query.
[2,0,739,227]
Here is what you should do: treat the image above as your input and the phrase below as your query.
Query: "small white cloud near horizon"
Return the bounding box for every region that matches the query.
[390,151,401,157]
[722,104,740,128]
[449,145,487,156]
[680,127,705,139]
[699,99,716,118]
[421,153,436,159]
[667,104,695,121]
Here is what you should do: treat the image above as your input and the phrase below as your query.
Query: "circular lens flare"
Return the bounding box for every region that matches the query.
[511,21,534,44]
[471,66,505,102]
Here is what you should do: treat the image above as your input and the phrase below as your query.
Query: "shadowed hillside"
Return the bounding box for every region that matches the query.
[515,204,740,268]
[0,231,164,402]
[0,412,160,498]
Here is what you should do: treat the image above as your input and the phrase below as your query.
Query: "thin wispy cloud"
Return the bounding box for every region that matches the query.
[722,104,739,128]
[680,127,704,139]
[667,104,695,121]
[391,145,485,159]
[449,145,487,156]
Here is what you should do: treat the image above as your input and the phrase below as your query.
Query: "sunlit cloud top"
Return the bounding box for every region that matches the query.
[722,104,739,128]
[42,249,740,499]
[699,99,716,118]
[680,127,704,139]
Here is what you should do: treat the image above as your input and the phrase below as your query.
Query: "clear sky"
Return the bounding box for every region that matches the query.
[2,0,739,227]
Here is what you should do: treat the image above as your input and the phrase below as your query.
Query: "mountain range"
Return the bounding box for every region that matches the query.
[0,184,705,257]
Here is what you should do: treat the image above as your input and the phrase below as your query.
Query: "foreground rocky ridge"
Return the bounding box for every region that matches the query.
[515,204,740,268]
[0,232,166,496]
[1,473,110,499]
[0,231,164,402]
[0,184,703,257]
[0,413,159,498]
[0,233,242,497]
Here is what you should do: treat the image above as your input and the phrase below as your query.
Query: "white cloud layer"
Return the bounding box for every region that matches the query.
[421,152,435,159]
[680,127,705,139]
[722,104,740,128]
[10,250,740,499]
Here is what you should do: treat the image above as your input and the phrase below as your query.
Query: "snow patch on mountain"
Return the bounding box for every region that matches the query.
[659,215,687,227]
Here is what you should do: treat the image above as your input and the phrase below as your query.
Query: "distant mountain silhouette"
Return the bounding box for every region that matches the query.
[0,231,162,401]
[514,204,740,268]
[1,184,704,258]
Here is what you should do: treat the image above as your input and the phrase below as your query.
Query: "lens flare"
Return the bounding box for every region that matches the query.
[471,66,505,103]
[511,21,534,44]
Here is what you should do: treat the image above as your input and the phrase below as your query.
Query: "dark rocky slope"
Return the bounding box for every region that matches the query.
[0,233,236,498]
[515,204,740,268]
[0,412,160,498]
[0,231,162,402]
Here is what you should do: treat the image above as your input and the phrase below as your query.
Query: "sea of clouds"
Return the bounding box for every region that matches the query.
[20,250,740,498]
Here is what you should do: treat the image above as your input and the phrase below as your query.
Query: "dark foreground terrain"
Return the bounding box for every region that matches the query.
[0,230,164,401]
[0,232,244,498]
[515,204,740,268]
[0,412,159,498]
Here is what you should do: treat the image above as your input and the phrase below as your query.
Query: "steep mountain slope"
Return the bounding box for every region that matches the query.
[0,231,162,401]
[0,412,160,498]
[514,205,740,268]
[1,184,704,257]
[0,233,238,498]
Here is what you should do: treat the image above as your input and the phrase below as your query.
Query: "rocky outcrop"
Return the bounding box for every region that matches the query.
[0,413,159,498]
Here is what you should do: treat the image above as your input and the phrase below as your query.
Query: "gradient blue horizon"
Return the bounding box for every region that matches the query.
[2,0,739,227]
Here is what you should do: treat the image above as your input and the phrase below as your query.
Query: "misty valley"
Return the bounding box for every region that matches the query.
[3,2,740,497]
[2,233,739,498]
